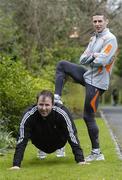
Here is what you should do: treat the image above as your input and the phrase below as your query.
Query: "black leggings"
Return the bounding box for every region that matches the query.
[55,60,104,149]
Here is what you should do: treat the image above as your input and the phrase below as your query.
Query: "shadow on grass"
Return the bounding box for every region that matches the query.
[24,156,74,168]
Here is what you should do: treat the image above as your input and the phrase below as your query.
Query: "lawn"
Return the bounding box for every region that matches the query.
[0,119,122,180]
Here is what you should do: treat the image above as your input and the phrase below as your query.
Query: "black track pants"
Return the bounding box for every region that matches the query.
[55,60,105,149]
[55,60,86,96]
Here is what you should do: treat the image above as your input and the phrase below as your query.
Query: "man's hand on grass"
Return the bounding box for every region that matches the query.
[78,161,90,165]
[9,166,20,170]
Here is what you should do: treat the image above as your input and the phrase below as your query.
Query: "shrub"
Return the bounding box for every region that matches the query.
[0,130,16,155]
[0,55,53,136]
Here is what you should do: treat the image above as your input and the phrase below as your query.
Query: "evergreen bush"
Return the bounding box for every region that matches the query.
[0,55,53,136]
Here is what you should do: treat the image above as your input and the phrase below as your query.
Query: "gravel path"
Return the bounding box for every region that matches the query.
[100,106,122,159]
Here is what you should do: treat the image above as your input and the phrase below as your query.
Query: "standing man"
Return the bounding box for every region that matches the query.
[54,12,118,161]
[10,90,87,170]
[112,88,119,106]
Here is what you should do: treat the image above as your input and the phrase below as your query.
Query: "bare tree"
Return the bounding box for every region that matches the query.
[0,0,121,68]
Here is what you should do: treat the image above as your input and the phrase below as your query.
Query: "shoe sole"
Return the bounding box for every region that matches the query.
[56,155,65,157]
[38,156,46,159]
[85,158,105,162]
[56,153,65,158]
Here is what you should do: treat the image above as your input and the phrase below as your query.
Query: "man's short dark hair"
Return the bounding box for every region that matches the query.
[92,11,108,20]
[36,90,54,104]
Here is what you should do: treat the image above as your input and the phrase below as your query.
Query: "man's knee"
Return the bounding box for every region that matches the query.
[56,60,67,72]
[57,60,68,70]
[83,113,95,128]
[83,113,94,122]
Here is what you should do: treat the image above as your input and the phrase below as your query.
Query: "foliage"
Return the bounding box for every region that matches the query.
[41,42,84,65]
[0,4,21,59]
[1,0,121,71]
[62,82,85,115]
[35,44,84,86]
[0,55,53,135]
[0,130,16,155]
[0,44,84,135]
[0,0,122,82]
[115,48,122,77]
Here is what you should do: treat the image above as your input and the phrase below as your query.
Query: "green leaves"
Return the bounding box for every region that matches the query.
[0,131,16,155]
[0,55,53,135]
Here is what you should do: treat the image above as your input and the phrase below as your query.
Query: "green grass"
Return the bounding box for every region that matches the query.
[0,119,122,180]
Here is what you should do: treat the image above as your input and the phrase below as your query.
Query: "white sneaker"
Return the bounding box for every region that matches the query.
[56,147,65,157]
[54,94,63,104]
[37,150,47,159]
[85,152,105,162]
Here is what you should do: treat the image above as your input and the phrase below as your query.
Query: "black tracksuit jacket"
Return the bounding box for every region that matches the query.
[13,103,84,167]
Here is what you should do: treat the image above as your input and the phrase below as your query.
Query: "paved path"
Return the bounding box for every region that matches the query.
[100,106,122,158]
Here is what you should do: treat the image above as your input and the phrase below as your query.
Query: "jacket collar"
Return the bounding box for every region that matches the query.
[95,28,110,37]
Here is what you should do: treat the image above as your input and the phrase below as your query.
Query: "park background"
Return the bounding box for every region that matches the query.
[0,0,122,179]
